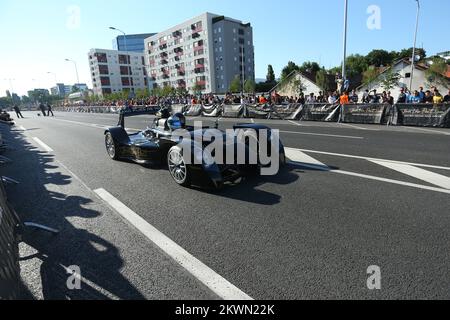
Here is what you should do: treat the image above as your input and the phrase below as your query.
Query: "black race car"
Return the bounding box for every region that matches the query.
[104,107,286,189]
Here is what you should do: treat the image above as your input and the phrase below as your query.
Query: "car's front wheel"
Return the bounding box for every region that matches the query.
[105,132,118,160]
[168,146,191,187]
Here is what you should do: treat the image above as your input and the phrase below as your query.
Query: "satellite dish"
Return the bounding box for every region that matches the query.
[414,55,421,62]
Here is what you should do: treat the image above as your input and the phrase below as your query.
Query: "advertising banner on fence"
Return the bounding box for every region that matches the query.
[222,104,245,118]
[184,105,203,117]
[341,104,388,124]
[202,105,221,117]
[394,104,450,128]
[302,104,340,122]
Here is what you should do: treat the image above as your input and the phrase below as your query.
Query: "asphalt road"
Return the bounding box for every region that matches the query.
[2,111,450,300]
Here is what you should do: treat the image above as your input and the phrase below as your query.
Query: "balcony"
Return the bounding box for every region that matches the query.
[192,32,201,39]
[159,43,167,50]
[172,30,182,38]
[160,52,168,58]
[195,63,205,69]
[194,68,205,74]
[161,59,168,65]
[177,71,185,77]
[162,74,170,79]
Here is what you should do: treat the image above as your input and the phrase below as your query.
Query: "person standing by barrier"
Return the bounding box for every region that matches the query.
[418,87,426,103]
[386,92,394,105]
[433,89,444,104]
[13,105,24,119]
[424,91,434,104]
[397,88,407,103]
[444,90,450,103]
[350,90,359,103]
[340,91,350,105]
[409,90,421,104]
[39,103,47,116]
[47,103,54,117]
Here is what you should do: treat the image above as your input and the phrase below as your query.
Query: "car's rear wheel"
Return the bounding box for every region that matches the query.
[105,133,118,160]
[168,146,191,187]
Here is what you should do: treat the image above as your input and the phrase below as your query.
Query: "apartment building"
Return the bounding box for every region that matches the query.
[113,33,157,52]
[88,49,147,96]
[144,12,254,94]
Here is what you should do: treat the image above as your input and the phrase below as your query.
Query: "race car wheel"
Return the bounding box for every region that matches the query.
[105,133,118,160]
[168,146,191,187]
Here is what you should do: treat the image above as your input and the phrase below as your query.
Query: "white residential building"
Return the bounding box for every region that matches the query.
[357,59,449,99]
[88,49,148,96]
[144,12,255,94]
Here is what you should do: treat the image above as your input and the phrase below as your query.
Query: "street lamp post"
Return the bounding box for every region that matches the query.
[109,27,129,53]
[409,0,420,91]
[341,0,348,84]
[47,72,58,84]
[110,27,131,96]
[65,59,80,85]
[241,46,245,94]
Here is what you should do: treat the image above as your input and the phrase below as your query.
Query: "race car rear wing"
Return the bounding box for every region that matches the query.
[117,106,160,128]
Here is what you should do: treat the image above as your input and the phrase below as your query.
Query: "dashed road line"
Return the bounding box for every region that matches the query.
[32,137,53,152]
[371,160,450,190]
[94,188,253,301]
[280,131,364,140]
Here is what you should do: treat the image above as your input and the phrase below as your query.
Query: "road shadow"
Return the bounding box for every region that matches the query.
[0,124,145,300]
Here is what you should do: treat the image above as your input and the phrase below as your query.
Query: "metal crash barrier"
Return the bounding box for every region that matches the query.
[302,104,341,122]
[393,104,450,128]
[341,104,390,125]
[0,179,21,300]
[54,103,450,128]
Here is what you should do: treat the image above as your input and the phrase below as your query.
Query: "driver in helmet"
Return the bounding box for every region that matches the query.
[167,113,186,131]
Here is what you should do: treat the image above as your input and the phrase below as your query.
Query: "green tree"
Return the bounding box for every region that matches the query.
[292,77,306,96]
[315,68,332,92]
[229,75,242,93]
[381,69,401,91]
[244,79,256,94]
[363,66,380,90]
[426,57,449,88]
[365,49,395,67]
[345,54,369,79]
[266,65,276,83]
[280,61,300,82]
[299,61,321,75]
[397,48,427,61]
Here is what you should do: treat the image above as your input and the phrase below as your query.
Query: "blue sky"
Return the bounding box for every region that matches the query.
[0,0,448,96]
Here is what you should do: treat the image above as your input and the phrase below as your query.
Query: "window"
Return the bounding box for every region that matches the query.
[122,77,131,86]
[118,54,130,64]
[100,77,110,86]
[99,65,109,75]
[96,53,108,63]
[120,66,131,75]
[405,73,411,78]
[238,29,244,35]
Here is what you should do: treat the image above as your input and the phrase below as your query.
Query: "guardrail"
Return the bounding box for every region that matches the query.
[53,103,450,128]
[0,131,20,300]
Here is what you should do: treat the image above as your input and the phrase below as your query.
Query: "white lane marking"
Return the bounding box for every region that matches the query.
[250,118,255,124]
[288,120,302,127]
[285,148,330,170]
[32,137,53,152]
[299,149,450,171]
[287,154,450,195]
[400,126,450,136]
[333,170,450,195]
[287,148,450,194]
[338,123,380,131]
[19,125,27,131]
[94,188,253,301]
[371,160,450,190]
[280,131,364,140]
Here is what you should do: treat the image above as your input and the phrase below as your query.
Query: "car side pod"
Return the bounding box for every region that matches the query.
[202,162,224,189]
